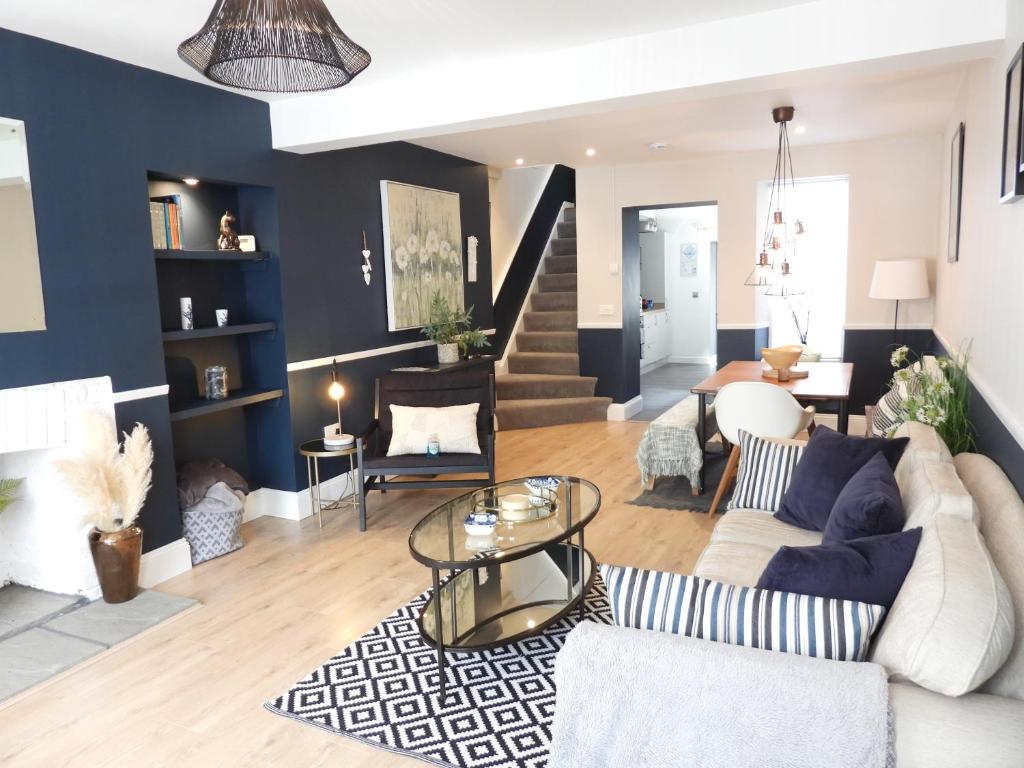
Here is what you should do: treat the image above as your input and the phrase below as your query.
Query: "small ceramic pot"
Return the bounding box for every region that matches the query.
[88,525,143,603]
[437,343,459,364]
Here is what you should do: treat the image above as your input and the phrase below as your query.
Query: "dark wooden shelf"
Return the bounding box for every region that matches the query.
[162,322,276,342]
[169,388,283,422]
[154,248,266,262]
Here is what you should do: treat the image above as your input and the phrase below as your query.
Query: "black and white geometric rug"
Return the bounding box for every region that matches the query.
[265,579,613,768]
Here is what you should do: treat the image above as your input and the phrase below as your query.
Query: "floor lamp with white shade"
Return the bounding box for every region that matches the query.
[869,259,930,332]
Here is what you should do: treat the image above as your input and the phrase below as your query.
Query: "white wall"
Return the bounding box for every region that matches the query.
[934,0,1024,448]
[488,164,554,300]
[576,134,943,333]
[664,219,716,362]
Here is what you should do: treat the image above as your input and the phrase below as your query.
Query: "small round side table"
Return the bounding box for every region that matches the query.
[298,439,358,529]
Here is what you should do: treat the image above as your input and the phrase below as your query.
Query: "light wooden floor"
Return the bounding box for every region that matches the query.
[0,420,716,768]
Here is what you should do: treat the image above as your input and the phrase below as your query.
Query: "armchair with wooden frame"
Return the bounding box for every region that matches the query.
[354,368,496,531]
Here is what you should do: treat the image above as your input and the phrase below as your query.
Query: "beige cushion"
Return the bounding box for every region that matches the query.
[893,420,954,470]
[870,514,1014,696]
[387,403,481,456]
[955,453,1024,700]
[890,682,1024,767]
[898,458,978,529]
[693,540,778,588]
[710,509,822,550]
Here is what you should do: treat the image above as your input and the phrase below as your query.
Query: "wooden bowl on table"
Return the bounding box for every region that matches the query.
[761,344,807,381]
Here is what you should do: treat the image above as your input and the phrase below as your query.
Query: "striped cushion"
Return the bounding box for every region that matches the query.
[600,564,886,662]
[871,385,904,437]
[728,430,805,512]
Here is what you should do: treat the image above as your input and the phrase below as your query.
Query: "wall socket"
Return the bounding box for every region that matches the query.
[599,304,615,316]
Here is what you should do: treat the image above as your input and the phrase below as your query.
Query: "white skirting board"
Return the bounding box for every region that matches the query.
[607,395,643,421]
[244,470,356,523]
[139,538,192,588]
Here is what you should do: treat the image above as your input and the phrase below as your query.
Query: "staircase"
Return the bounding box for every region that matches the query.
[496,208,612,430]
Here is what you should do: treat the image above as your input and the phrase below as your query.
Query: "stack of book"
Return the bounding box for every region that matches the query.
[150,195,184,249]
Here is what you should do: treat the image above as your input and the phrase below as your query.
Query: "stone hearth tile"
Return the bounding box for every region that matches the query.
[0,585,81,638]
[0,627,102,701]
[43,589,197,647]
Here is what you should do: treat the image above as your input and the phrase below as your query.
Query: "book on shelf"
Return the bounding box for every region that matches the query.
[149,194,184,250]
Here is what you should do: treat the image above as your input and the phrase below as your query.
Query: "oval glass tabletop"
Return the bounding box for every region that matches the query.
[408,476,601,568]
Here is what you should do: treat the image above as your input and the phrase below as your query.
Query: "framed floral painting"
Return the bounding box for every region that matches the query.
[380,180,465,331]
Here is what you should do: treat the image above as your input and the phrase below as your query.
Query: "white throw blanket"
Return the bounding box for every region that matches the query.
[550,622,893,768]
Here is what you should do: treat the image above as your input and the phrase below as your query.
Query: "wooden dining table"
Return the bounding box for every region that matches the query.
[690,360,854,494]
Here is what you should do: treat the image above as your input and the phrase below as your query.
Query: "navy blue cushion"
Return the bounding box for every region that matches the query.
[823,452,905,544]
[776,426,909,531]
[756,528,922,609]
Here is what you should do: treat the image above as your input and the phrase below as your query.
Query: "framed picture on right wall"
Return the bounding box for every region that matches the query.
[1000,44,1024,203]
[948,122,965,263]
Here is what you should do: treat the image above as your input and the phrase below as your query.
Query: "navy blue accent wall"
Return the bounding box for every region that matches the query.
[843,328,935,414]
[275,143,493,491]
[715,328,766,368]
[619,210,642,403]
[0,29,283,552]
[578,329,629,402]
[493,165,575,355]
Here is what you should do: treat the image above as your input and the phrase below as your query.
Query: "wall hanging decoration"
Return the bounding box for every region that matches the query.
[217,211,240,251]
[744,106,806,295]
[1000,45,1024,203]
[380,181,464,331]
[948,122,965,262]
[680,243,698,277]
[178,0,371,93]
[361,230,372,286]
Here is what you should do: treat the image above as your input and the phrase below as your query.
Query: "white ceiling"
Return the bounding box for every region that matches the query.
[0,0,811,101]
[415,62,969,167]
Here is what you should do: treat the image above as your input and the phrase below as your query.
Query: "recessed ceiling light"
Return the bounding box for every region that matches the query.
[794,125,807,135]
[183,177,200,186]
[585,147,596,157]
[515,158,524,166]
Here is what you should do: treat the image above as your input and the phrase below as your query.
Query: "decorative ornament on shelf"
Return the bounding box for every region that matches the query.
[420,292,491,364]
[178,0,371,93]
[217,211,240,251]
[361,230,372,286]
[179,297,194,330]
[744,106,806,296]
[324,358,354,447]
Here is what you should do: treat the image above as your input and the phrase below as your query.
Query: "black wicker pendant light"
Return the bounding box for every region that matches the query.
[178,0,371,93]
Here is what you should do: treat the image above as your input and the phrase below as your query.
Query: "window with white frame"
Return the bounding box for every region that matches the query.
[758,176,849,359]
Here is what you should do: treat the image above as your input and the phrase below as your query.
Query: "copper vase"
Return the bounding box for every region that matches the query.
[88,525,143,603]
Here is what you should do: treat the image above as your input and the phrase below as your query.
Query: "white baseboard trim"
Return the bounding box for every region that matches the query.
[716,322,769,330]
[139,538,192,588]
[578,321,622,330]
[244,471,357,523]
[639,359,667,375]
[667,355,716,365]
[607,395,643,421]
[844,322,933,331]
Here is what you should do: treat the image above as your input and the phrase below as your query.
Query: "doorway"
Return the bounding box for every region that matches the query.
[628,202,718,421]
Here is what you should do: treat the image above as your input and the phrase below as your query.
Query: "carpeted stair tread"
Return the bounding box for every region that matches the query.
[496,373,597,400]
[557,221,577,239]
[539,273,577,293]
[563,207,576,222]
[524,310,576,331]
[551,238,577,256]
[496,396,612,430]
[531,291,577,311]
[545,255,577,274]
[515,331,577,352]
[507,351,580,375]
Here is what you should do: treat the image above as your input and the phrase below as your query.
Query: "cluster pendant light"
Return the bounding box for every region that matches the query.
[178,0,371,93]
[745,106,806,296]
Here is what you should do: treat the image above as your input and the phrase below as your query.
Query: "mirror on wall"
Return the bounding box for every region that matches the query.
[0,117,45,333]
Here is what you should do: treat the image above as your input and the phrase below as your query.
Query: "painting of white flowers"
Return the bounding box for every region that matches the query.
[380,180,464,331]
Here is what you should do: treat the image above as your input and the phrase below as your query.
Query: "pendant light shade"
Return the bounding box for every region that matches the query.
[178,0,371,93]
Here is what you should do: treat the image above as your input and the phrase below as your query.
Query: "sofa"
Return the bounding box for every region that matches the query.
[555,421,1024,767]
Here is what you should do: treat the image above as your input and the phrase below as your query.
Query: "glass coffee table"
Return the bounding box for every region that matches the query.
[409,476,601,700]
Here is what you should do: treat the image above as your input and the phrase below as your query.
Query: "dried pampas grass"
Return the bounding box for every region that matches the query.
[54,411,153,533]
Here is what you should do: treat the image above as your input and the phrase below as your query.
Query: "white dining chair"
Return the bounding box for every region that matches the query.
[709,381,816,516]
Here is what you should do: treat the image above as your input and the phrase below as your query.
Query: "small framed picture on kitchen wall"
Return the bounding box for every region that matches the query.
[1000,44,1024,203]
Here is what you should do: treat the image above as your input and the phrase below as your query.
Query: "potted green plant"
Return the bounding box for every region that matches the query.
[54,413,153,603]
[421,292,490,363]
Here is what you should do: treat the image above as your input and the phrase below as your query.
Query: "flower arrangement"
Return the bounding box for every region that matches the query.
[885,344,974,454]
[0,477,22,514]
[420,292,491,357]
[54,412,154,532]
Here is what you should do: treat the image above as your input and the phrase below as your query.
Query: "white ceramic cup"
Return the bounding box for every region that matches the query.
[216,309,229,327]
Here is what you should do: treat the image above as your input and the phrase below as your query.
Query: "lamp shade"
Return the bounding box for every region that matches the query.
[868,259,930,300]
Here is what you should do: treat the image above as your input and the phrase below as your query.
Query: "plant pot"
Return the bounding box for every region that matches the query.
[437,342,459,364]
[799,350,822,363]
[88,525,143,603]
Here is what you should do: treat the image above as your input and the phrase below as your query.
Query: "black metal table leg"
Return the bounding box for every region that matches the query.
[838,398,850,435]
[696,392,707,495]
[432,567,446,703]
